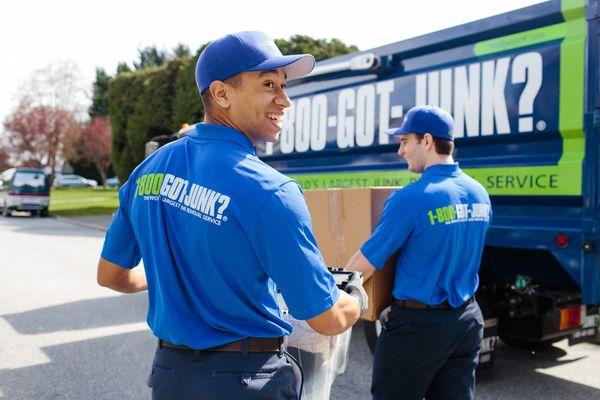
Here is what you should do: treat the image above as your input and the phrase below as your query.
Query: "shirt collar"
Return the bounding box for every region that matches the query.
[422,162,461,178]
[189,123,255,153]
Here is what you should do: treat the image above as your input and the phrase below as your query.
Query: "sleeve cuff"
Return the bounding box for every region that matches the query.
[289,288,340,321]
[360,244,386,270]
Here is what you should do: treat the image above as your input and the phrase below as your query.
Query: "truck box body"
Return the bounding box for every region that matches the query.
[253,0,599,345]
[148,0,599,352]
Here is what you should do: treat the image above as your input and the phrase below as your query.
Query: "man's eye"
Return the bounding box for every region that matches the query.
[265,82,274,88]
[281,83,287,89]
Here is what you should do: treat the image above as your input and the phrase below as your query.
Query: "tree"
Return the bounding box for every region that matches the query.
[134,46,168,70]
[19,60,88,119]
[173,43,191,58]
[117,62,132,75]
[275,35,359,61]
[3,101,79,176]
[89,68,111,117]
[3,60,87,178]
[0,145,11,171]
[79,117,112,186]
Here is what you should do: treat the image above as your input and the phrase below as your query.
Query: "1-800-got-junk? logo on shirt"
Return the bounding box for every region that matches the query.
[135,173,231,226]
[426,203,490,226]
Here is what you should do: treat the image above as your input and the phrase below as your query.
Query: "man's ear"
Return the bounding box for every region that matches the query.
[424,133,435,150]
[209,81,231,109]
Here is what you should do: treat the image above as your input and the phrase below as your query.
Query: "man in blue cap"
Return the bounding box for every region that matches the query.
[345,105,491,400]
[96,31,367,399]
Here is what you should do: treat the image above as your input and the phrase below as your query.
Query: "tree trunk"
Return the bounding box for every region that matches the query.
[99,168,107,188]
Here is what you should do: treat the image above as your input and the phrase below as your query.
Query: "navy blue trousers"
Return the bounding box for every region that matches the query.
[147,343,299,399]
[372,301,484,400]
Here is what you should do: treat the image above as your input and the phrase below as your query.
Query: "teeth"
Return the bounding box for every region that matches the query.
[267,113,280,121]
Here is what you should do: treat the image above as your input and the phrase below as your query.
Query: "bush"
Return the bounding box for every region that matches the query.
[109,60,191,182]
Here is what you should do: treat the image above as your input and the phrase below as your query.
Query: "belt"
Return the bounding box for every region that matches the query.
[394,297,474,310]
[159,337,284,353]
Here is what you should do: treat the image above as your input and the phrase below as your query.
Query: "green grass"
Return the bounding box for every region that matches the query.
[49,187,119,216]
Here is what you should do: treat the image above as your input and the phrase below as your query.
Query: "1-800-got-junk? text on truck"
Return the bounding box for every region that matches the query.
[146,0,600,366]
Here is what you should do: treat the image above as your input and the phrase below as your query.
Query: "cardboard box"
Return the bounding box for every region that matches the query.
[304,188,399,321]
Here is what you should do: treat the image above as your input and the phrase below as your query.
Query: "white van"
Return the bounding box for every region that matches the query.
[0,168,50,217]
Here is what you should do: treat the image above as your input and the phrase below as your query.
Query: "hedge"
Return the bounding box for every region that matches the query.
[109,57,202,182]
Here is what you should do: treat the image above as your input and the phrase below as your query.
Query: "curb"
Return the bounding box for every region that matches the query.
[53,215,109,232]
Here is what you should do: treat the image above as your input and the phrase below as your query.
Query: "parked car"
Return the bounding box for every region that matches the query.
[53,174,98,188]
[105,177,120,187]
[0,168,50,217]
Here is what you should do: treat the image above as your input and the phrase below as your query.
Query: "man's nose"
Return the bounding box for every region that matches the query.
[397,145,404,156]
[275,89,292,108]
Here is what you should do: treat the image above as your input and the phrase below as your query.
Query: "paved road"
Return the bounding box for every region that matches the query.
[1,214,599,399]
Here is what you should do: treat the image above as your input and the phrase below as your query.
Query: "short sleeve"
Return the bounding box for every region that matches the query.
[361,190,415,269]
[249,182,339,320]
[100,182,142,269]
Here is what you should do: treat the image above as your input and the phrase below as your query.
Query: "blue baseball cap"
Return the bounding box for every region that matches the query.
[195,31,315,94]
[385,105,455,141]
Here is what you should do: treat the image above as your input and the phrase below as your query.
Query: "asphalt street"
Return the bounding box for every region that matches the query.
[1,214,599,399]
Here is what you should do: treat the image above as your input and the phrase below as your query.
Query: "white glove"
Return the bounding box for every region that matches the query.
[345,272,368,316]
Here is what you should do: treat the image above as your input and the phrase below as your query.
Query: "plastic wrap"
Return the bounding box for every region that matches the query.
[281,308,352,400]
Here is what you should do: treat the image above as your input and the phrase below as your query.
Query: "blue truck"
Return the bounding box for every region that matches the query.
[147,0,599,364]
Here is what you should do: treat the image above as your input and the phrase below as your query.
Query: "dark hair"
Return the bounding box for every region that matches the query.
[414,134,455,156]
[201,74,244,112]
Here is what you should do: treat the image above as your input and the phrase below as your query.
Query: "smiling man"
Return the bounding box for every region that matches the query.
[96,31,365,399]
[345,106,492,400]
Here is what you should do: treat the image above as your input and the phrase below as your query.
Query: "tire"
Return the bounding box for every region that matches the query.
[2,206,10,217]
[40,208,49,218]
[364,320,383,354]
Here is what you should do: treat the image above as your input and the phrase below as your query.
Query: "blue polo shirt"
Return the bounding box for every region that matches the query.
[101,123,339,349]
[361,163,491,308]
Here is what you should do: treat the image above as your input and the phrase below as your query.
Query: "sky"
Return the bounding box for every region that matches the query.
[0,0,545,127]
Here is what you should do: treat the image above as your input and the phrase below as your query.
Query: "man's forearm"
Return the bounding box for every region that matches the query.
[111,268,148,293]
[97,258,147,293]
[345,250,376,281]
[306,291,360,336]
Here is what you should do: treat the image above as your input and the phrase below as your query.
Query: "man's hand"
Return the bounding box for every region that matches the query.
[345,272,368,316]
[344,250,376,282]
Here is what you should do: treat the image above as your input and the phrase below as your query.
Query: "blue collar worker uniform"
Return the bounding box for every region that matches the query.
[102,124,338,349]
[363,105,492,400]
[99,31,334,400]
[101,123,338,399]
[361,162,491,308]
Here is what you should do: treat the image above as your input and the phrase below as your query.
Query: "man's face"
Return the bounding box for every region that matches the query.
[227,69,291,145]
[398,133,427,173]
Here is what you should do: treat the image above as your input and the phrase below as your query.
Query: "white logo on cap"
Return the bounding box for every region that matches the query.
[258,40,276,47]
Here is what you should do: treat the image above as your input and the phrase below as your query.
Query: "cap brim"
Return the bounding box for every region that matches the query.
[384,128,411,136]
[247,54,315,80]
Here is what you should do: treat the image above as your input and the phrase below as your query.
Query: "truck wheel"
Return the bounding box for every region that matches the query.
[2,206,11,217]
[40,208,49,218]
[364,320,382,354]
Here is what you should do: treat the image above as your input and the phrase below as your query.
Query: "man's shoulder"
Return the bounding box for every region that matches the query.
[234,154,296,192]
[382,184,421,210]
[392,180,425,199]
[458,170,491,201]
